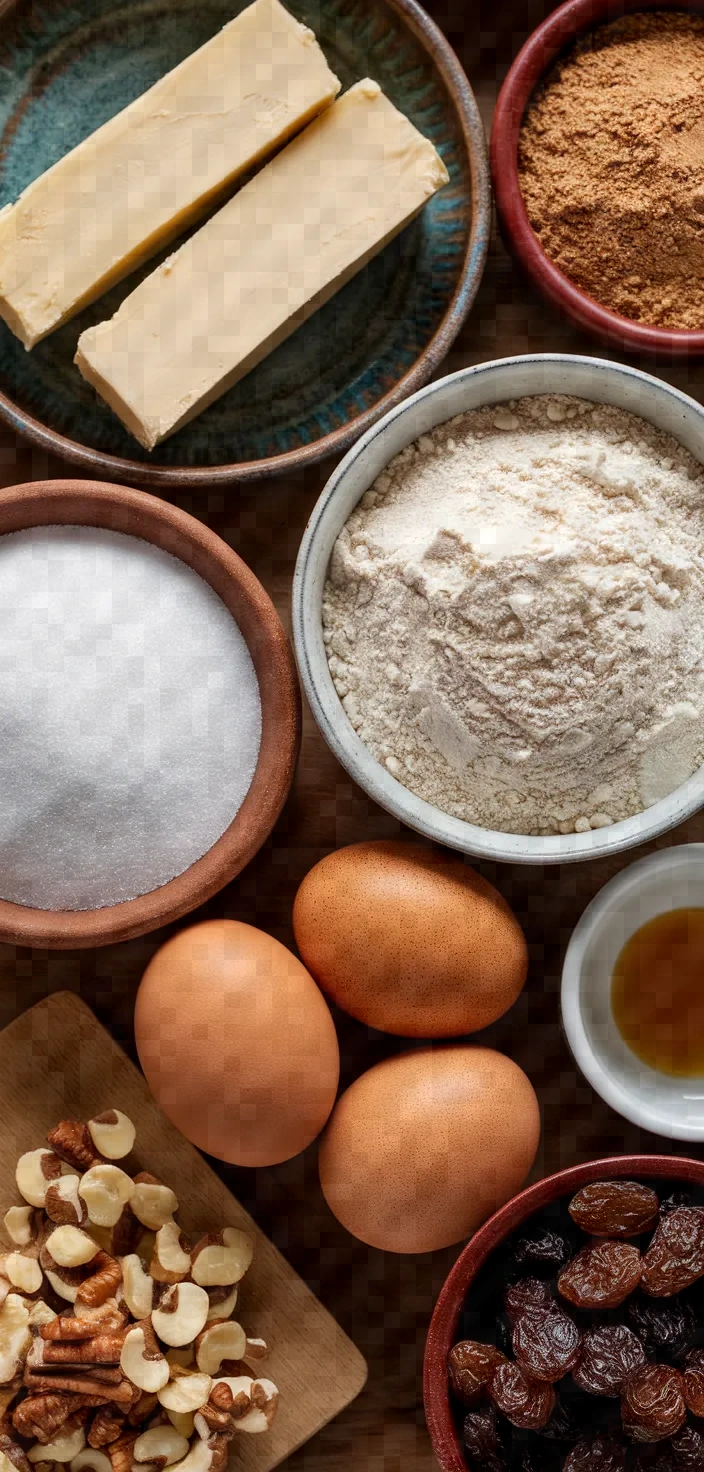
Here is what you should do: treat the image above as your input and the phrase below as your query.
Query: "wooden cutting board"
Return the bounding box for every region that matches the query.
[0,991,367,1470]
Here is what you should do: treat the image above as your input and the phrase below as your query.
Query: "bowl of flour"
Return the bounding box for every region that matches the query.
[293,354,704,863]
[0,479,300,947]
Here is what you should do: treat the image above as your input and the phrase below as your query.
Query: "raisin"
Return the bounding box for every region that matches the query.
[642,1208,704,1297]
[504,1278,553,1325]
[660,1191,692,1220]
[626,1294,697,1363]
[448,1340,506,1404]
[563,1434,628,1471]
[573,1324,646,1397]
[569,1181,659,1238]
[663,1424,704,1470]
[621,1364,686,1442]
[682,1347,704,1416]
[537,1398,584,1442]
[462,1406,506,1472]
[558,1241,642,1310]
[489,1360,555,1430]
[512,1302,582,1382]
[512,1228,573,1276]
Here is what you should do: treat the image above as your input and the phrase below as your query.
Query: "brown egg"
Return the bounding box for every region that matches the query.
[293,840,528,1037]
[318,1046,540,1253]
[134,919,340,1167]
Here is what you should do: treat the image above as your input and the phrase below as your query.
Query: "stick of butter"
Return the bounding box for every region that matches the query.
[75,80,449,451]
[0,0,340,349]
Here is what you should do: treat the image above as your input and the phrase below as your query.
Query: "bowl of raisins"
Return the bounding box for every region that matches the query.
[424,1155,704,1472]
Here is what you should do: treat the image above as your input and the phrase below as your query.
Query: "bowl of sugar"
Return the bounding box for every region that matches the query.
[0,480,300,947]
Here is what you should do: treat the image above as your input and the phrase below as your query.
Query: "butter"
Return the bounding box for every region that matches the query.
[75,80,449,450]
[0,0,340,348]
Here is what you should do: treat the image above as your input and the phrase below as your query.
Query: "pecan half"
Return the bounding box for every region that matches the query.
[47,1121,104,1173]
[107,1431,138,1472]
[77,1253,122,1308]
[23,1370,136,1405]
[13,1393,84,1444]
[88,1407,126,1448]
[41,1334,125,1367]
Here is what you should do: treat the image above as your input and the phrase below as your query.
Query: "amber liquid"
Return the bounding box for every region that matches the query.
[612,908,704,1077]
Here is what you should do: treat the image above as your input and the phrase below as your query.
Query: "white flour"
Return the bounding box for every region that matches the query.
[323,395,704,836]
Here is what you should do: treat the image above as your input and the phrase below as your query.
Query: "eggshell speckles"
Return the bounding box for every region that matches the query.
[134,919,340,1167]
[293,840,528,1037]
[318,1047,540,1253]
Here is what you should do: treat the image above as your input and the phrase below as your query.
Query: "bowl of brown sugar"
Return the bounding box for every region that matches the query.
[491,0,704,356]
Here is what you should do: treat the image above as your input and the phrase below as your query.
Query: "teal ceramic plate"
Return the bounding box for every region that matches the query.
[0,0,490,486]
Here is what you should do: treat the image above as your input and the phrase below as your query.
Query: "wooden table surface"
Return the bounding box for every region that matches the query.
[3,2,704,1468]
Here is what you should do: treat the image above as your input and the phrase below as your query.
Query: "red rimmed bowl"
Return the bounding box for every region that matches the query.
[491,0,704,358]
[424,1154,704,1471]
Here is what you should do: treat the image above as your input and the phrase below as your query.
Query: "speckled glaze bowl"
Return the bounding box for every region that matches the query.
[0,480,300,949]
[424,1154,704,1472]
[0,0,490,487]
[491,0,704,357]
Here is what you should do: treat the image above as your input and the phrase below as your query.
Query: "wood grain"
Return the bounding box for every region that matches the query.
[0,990,367,1471]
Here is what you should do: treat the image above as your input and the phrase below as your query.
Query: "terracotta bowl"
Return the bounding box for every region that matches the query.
[0,480,301,949]
[424,1153,704,1471]
[491,0,704,357]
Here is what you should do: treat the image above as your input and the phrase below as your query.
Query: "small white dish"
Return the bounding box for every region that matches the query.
[292,353,704,866]
[562,845,704,1140]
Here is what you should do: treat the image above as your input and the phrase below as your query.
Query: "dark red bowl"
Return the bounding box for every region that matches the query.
[423,1153,704,1472]
[491,0,704,357]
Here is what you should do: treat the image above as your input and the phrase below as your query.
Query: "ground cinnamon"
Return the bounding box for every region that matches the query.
[518,12,704,330]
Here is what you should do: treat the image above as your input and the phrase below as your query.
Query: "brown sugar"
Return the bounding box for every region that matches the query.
[518,11,704,331]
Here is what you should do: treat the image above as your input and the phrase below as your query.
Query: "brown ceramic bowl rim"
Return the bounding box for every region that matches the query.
[490,0,704,357]
[423,1152,704,1471]
[0,479,301,948]
[0,0,491,488]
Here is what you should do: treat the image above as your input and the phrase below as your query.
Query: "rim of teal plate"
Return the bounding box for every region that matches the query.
[0,0,491,488]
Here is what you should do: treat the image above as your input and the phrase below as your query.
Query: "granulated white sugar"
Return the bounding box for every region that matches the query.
[323,394,704,836]
[0,525,261,909]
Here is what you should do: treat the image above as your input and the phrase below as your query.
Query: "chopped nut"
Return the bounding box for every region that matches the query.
[3,1256,42,1297]
[163,1412,194,1440]
[39,1247,87,1307]
[16,1154,63,1210]
[47,1125,102,1175]
[133,1427,188,1466]
[27,1425,86,1463]
[211,1377,278,1434]
[45,1231,98,1272]
[70,1449,112,1472]
[244,1339,267,1363]
[194,1324,245,1378]
[204,1289,236,1326]
[3,1210,36,1249]
[152,1287,208,1350]
[105,1434,137,1472]
[45,1181,88,1231]
[119,1260,153,1324]
[72,1303,125,1332]
[163,1438,223,1472]
[150,1227,190,1287]
[120,1326,168,1394]
[110,1212,140,1262]
[26,1305,56,1331]
[78,1172,133,1232]
[190,1233,252,1290]
[87,1408,125,1449]
[87,1117,135,1165]
[129,1181,177,1235]
[0,1297,31,1385]
[0,1436,31,1472]
[157,1376,212,1416]
[124,1393,157,1430]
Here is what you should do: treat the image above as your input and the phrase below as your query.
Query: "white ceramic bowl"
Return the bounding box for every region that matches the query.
[292,353,704,865]
[562,845,704,1140]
